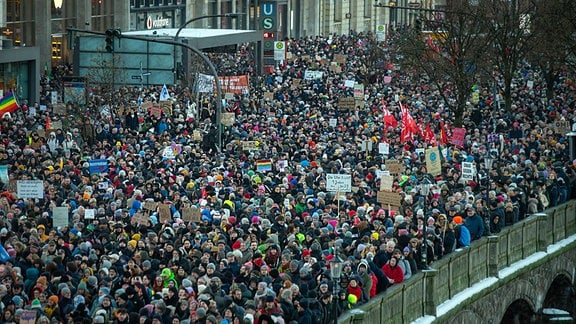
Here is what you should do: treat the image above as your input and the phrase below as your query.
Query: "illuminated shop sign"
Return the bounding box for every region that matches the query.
[146,16,171,29]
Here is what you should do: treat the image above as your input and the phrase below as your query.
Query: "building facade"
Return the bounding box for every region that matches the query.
[1,0,445,103]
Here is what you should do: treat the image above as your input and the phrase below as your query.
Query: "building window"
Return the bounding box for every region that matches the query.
[364,0,372,18]
[334,0,343,22]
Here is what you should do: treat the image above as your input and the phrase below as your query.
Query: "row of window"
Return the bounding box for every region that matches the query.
[334,0,373,22]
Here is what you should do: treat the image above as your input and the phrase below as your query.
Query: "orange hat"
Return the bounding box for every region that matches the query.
[453,216,463,225]
[49,295,59,304]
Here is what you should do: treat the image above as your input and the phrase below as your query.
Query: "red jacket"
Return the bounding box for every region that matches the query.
[382,263,405,284]
[347,284,363,301]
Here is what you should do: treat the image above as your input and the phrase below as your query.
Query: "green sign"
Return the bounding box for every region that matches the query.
[262,17,275,30]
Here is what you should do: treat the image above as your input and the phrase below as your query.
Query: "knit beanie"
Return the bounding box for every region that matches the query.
[31,298,42,309]
[128,240,137,249]
[77,281,87,290]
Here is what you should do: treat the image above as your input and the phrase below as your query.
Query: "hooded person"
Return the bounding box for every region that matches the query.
[381,256,404,286]
[160,268,178,288]
[357,259,374,299]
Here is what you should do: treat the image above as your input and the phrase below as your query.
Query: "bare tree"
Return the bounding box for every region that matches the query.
[527,0,576,100]
[482,0,537,111]
[393,1,492,127]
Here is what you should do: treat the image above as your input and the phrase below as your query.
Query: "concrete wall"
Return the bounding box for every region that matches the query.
[338,200,576,324]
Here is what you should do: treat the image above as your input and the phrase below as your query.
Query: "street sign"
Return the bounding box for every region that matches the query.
[131,75,142,80]
[408,2,422,7]
[262,17,275,30]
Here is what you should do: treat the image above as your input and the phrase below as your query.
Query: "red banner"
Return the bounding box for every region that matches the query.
[219,75,249,94]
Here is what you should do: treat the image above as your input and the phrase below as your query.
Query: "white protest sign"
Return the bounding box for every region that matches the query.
[344,80,355,88]
[304,70,323,80]
[16,180,44,199]
[461,162,475,181]
[378,142,389,155]
[329,118,337,127]
[326,174,352,192]
[84,209,95,220]
[53,207,69,228]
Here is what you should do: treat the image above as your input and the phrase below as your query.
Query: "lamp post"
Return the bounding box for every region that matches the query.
[388,1,397,30]
[330,256,343,324]
[484,154,495,233]
[53,0,63,10]
[345,13,352,34]
[174,13,240,153]
[420,175,432,268]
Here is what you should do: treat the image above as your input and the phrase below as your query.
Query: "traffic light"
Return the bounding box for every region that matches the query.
[105,29,121,53]
[105,29,114,52]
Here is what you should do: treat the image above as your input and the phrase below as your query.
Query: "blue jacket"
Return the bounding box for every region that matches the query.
[465,214,484,240]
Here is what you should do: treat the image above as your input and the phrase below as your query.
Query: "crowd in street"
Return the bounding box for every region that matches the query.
[0,30,574,324]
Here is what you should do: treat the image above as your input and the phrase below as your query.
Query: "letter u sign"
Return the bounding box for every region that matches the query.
[262,3,275,16]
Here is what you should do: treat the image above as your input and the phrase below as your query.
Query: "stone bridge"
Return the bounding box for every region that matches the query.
[339,200,576,323]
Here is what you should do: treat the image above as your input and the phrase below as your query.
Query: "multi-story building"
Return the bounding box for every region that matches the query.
[1,0,444,103]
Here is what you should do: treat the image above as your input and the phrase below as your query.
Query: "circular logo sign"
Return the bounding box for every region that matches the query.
[146,16,153,29]
[377,25,385,32]
[264,40,273,49]
[275,42,284,50]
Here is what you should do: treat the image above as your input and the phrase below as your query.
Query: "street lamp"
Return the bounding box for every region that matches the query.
[345,13,352,34]
[389,1,397,29]
[420,175,432,268]
[330,256,343,323]
[484,153,495,231]
[53,0,63,10]
[174,13,240,153]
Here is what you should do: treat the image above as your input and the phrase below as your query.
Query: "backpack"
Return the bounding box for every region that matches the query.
[458,225,471,247]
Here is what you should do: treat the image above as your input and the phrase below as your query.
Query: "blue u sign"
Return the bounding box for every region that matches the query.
[262,3,275,16]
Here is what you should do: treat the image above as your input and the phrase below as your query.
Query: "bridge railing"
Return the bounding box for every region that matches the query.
[338,200,576,324]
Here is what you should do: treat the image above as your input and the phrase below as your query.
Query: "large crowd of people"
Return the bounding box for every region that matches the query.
[0,30,574,324]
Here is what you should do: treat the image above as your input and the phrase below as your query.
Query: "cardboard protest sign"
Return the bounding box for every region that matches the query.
[338,97,356,110]
[182,207,201,222]
[143,201,158,211]
[377,191,402,210]
[158,204,172,223]
[221,113,235,126]
[386,160,404,175]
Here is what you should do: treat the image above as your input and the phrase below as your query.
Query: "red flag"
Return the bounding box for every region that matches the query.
[382,101,398,129]
[400,102,418,143]
[439,120,449,145]
[424,124,438,146]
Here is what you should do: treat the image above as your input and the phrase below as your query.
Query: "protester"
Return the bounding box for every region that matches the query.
[0,30,574,324]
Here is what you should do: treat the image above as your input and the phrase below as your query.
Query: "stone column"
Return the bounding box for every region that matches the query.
[423,269,438,316]
[534,213,550,251]
[35,0,52,74]
[487,236,499,277]
[76,0,92,30]
[114,0,130,32]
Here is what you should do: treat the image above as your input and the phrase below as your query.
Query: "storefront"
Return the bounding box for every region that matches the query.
[0,47,41,104]
[130,0,186,31]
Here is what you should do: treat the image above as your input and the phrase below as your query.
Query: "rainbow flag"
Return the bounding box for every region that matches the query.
[256,159,273,172]
[0,93,19,117]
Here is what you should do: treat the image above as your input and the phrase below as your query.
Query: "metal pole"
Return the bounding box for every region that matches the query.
[67,27,225,151]
[174,13,241,44]
[174,13,240,152]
